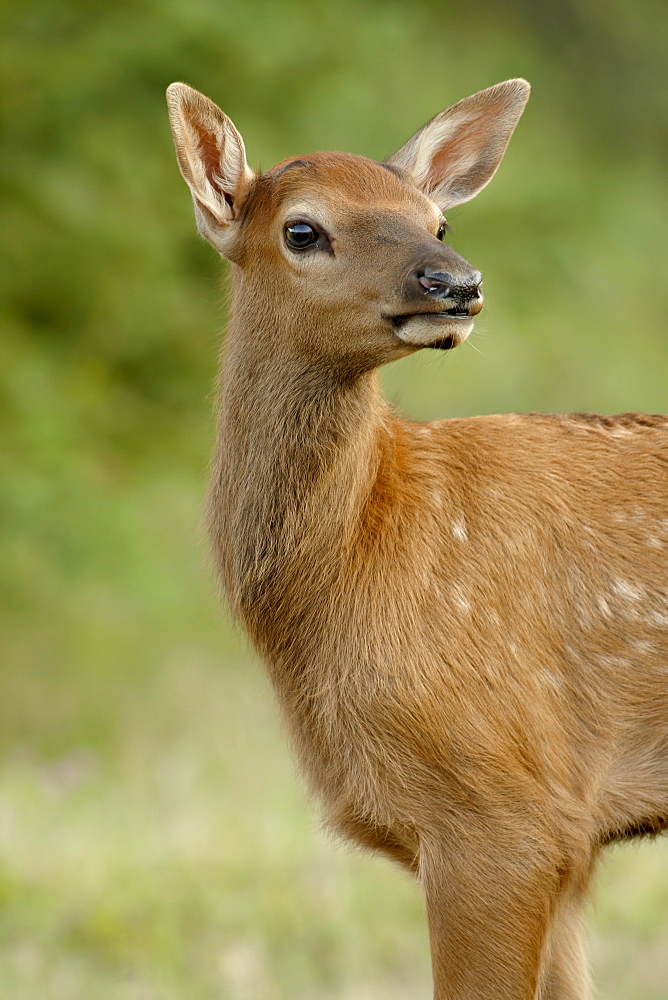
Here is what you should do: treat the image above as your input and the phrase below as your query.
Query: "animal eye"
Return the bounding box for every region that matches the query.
[436,220,449,241]
[285,222,319,250]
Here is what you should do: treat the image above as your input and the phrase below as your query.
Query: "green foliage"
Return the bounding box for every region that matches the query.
[0,0,666,996]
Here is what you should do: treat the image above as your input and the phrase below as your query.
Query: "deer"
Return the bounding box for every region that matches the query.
[166,78,668,999]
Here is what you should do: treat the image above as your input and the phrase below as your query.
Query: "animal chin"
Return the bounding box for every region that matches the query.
[389,312,474,348]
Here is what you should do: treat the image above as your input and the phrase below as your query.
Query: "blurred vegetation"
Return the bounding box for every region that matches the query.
[0,0,666,996]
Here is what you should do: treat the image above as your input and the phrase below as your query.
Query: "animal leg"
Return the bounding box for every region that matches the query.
[538,885,593,1000]
[420,825,575,1000]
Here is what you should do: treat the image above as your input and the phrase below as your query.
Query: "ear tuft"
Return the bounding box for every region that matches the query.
[388,79,530,210]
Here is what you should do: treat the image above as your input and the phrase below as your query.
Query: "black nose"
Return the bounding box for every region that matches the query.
[418,268,483,303]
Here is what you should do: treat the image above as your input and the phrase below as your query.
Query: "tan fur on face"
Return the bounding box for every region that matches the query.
[167,81,667,1000]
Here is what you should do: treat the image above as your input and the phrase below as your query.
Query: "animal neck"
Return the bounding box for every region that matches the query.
[208,285,391,655]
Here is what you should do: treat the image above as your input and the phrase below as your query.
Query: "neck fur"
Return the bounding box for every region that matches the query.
[207,296,390,658]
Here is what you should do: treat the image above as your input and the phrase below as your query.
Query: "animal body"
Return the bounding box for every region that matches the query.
[166,79,668,999]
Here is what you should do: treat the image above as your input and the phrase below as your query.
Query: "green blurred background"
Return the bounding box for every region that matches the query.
[1,0,667,997]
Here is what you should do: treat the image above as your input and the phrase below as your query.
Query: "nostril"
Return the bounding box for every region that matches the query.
[415,267,483,305]
[419,274,450,294]
[418,269,453,295]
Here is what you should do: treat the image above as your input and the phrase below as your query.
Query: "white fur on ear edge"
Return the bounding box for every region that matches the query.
[166,82,254,229]
[388,79,530,210]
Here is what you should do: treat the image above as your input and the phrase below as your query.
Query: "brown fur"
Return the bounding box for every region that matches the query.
[167,80,667,999]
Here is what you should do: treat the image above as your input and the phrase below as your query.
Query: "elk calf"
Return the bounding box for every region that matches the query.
[166,79,668,999]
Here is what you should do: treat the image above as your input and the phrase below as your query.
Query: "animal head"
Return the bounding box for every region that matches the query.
[167,79,529,371]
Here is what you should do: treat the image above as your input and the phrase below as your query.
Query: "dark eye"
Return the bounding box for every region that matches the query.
[285,222,319,250]
[436,219,448,241]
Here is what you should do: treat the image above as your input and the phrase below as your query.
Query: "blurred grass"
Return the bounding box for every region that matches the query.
[0,0,667,996]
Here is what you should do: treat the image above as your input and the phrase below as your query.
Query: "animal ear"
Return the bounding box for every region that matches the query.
[166,82,254,252]
[387,79,530,211]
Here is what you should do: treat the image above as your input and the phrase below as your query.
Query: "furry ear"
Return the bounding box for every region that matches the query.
[166,83,254,252]
[387,79,530,210]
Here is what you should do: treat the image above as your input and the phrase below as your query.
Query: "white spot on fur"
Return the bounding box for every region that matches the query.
[451,584,470,613]
[600,655,631,669]
[451,516,468,542]
[611,579,644,602]
[597,595,613,619]
[646,609,668,628]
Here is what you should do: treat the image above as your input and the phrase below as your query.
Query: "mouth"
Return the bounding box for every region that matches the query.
[385,310,474,349]
[388,309,471,329]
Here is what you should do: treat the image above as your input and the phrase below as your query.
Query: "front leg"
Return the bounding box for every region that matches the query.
[538,884,593,1000]
[420,825,589,1000]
